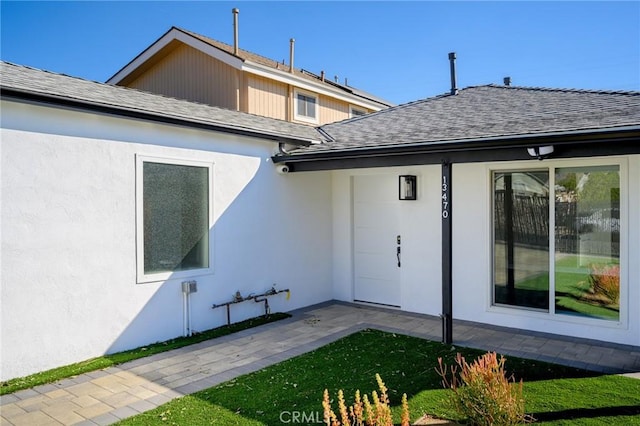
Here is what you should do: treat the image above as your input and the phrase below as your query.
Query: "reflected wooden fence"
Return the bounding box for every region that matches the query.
[494,192,620,257]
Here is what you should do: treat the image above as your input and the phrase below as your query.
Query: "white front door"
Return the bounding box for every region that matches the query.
[353,175,401,307]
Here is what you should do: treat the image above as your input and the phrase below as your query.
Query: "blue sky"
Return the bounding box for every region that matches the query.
[1,1,638,105]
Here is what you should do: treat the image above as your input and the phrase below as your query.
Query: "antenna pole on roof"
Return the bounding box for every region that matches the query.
[448,52,458,95]
[232,8,239,55]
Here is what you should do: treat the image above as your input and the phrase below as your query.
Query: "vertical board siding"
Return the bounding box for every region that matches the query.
[124,44,368,124]
[127,44,239,111]
[320,95,350,124]
[246,75,288,121]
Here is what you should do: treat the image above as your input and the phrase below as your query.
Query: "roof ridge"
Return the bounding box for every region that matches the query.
[176,27,291,70]
[1,60,108,86]
[319,82,640,130]
[482,83,640,96]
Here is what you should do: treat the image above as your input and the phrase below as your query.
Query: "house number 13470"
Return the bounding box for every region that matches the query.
[442,176,449,219]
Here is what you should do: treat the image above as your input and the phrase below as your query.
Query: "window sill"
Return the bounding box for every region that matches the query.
[137,268,213,284]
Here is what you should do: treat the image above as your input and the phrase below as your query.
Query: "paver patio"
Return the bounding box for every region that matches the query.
[1,301,639,425]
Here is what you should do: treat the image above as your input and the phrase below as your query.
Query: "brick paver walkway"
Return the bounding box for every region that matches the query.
[1,301,639,425]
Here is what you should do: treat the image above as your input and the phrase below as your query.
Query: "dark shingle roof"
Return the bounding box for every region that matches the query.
[292,85,640,155]
[0,61,324,145]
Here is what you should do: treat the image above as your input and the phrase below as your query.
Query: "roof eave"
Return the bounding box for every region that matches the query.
[273,125,640,164]
[241,61,392,110]
[1,87,318,146]
[106,27,245,85]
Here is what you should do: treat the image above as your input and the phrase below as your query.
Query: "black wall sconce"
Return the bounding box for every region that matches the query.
[399,175,417,200]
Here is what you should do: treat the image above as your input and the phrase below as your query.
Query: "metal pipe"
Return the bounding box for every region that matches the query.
[289,38,295,73]
[448,52,458,95]
[233,8,239,55]
[212,288,290,324]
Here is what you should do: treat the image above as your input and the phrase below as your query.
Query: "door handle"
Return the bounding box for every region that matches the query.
[397,246,401,267]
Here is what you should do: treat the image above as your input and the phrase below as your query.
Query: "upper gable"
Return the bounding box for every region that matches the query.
[118,41,242,112]
[107,27,392,124]
[108,27,244,86]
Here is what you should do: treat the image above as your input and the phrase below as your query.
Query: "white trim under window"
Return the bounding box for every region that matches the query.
[136,155,214,283]
[294,89,319,124]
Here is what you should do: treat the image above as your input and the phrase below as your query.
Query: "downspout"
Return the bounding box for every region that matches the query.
[278,142,291,155]
[182,281,197,337]
[182,290,190,337]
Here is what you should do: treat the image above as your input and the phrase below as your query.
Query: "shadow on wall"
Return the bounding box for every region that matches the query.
[104,157,333,356]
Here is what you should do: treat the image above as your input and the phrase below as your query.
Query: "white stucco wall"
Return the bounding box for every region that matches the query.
[1,100,333,381]
[331,156,639,347]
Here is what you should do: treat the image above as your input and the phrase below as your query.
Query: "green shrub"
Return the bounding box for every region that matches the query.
[436,352,527,425]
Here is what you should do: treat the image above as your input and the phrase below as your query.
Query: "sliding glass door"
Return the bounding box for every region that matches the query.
[493,164,621,321]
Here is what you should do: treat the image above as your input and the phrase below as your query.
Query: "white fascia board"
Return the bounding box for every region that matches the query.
[242,61,387,111]
[107,28,244,84]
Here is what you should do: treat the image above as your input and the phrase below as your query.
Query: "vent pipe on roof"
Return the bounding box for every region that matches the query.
[334,75,339,83]
[320,70,325,82]
[448,52,458,95]
[289,38,295,73]
[504,76,511,86]
[232,8,239,55]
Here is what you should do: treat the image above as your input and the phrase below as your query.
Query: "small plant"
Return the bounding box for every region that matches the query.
[589,263,620,304]
[436,352,527,425]
[322,373,409,426]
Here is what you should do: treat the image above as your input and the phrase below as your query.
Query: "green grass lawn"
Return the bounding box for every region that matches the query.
[115,329,640,425]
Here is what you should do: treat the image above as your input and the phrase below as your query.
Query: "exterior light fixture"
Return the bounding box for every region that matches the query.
[527,145,554,160]
[399,175,417,200]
